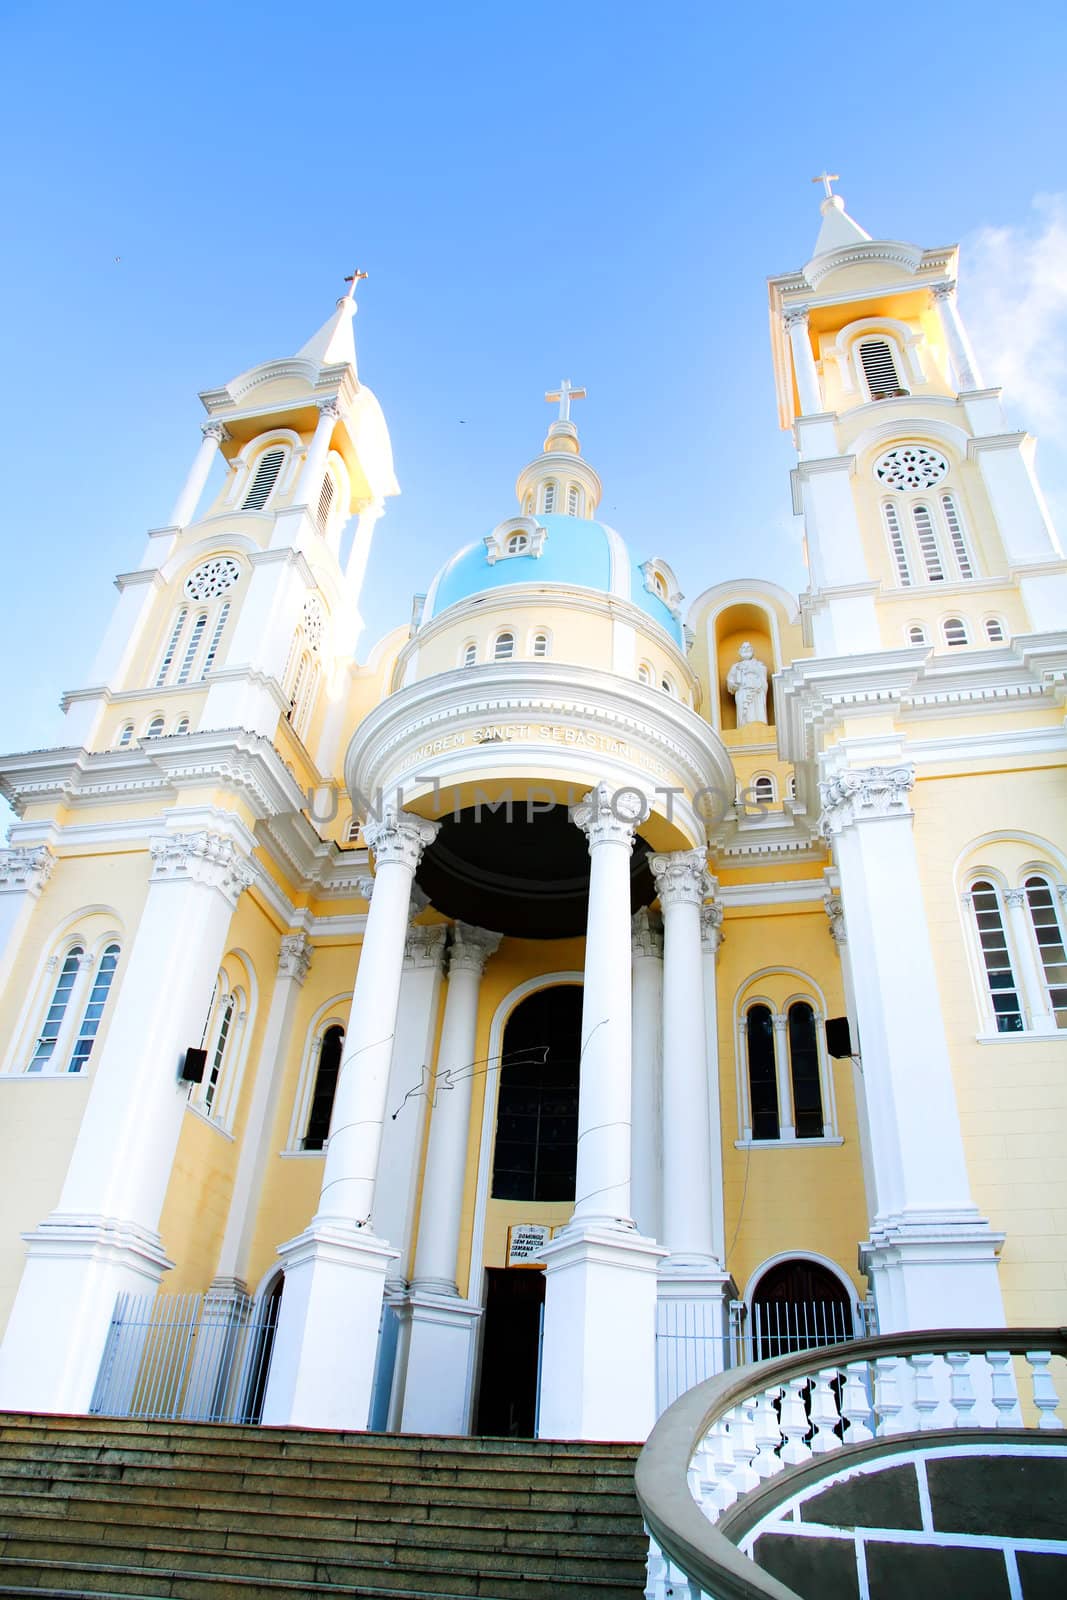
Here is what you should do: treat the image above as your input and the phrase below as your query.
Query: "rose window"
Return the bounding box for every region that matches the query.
[184,558,241,600]
[874,445,949,491]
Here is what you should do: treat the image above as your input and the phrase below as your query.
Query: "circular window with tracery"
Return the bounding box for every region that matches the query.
[184,557,241,600]
[303,596,325,652]
[874,445,949,491]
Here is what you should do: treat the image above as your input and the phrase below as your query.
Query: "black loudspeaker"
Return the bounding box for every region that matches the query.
[180,1047,207,1083]
[825,1017,853,1059]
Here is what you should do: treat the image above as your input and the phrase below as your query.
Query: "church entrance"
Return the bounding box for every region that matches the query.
[476,1268,545,1436]
[750,1258,854,1360]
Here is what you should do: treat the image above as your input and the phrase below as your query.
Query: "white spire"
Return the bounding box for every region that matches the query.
[296,272,366,371]
[810,172,871,257]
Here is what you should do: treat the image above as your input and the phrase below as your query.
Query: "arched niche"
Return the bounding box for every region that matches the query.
[714,602,776,731]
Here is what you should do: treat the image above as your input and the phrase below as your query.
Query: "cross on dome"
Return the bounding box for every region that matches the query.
[545,379,586,423]
[811,171,840,200]
[344,269,369,300]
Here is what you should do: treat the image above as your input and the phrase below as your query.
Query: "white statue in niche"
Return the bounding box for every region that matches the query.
[726,641,769,726]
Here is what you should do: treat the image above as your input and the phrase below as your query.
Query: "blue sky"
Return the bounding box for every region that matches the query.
[1,0,1066,776]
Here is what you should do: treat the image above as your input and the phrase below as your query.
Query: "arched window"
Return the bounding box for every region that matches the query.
[751,1259,854,1359]
[907,624,928,646]
[116,723,134,749]
[177,613,208,683]
[198,981,246,1121]
[745,1004,779,1141]
[1024,877,1067,1028]
[27,948,84,1072]
[752,774,776,805]
[985,617,1005,644]
[638,663,652,685]
[661,676,675,696]
[787,1002,824,1138]
[943,616,968,647]
[173,716,191,735]
[492,986,581,1201]
[941,494,974,579]
[532,632,549,658]
[303,1025,344,1150]
[156,608,189,686]
[858,338,907,400]
[566,484,581,517]
[506,533,529,555]
[882,502,912,586]
[316,472,335,532]
[968,880,1023,1032]
[344,817,361,844]
[786,774,797,800]
[67,944,120,1073]
[145,715,165,739]
[242,447,286,511]
[523,492,534,514]
[493,631,515,661]
[200,602,230,678]
[912,504,945,581]
[462,641,477,667]
[542,482,557,513]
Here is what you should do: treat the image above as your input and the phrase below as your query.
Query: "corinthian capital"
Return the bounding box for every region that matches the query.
[149,831,255,906]
[201,421,230,444]
[0,846,56,897]
[404,924,447,969]
[448,922,502,977]
[317,398,343,421]
[700,901,725,955]
[930,280,958,302]
[278,932,313,984]
[631,907,663,959]
[824,893,847,945]
[650,848,712,908]
[783,307,810,333]
[818,765,915,838]
[573,781,644,851]
[364,808,440,873]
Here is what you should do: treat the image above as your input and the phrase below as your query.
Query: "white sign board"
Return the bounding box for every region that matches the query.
[506,1224,552,1268]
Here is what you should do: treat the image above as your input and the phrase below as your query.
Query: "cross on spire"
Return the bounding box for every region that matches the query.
[811,171,840,200]
[545,379,586,423]
[344,269,369,300]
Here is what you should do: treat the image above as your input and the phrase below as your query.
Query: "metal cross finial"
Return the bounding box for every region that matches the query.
[344,269,369,299]
[545,379,587,423]
[812,171,840,200]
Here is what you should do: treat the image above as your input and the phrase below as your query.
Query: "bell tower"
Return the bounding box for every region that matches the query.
[768,176,1067,658]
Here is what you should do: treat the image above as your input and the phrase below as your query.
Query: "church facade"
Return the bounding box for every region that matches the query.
[0,186,1064,1442]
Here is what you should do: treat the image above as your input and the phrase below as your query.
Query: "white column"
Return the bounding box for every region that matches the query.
[931,282,983,392]
[651,851,716,1268]
[699,901,726,1266]
[1004,888,1057,1035]
[214,933,314,1289]
[0,847,55,1005]
[169,423,228,528]
[630,909,663,1242]
[786,309,822,416]
[396,923,499,1435]
[825,890,879,1220]
[539,783,665,1442]
[0,826,255,1415]
[262,807,439,1430]
[821,765,1004,1332]
[773,1013,796,1139]
[296,400,341,512]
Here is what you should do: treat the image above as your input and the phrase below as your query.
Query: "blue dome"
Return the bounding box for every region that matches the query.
[423,514,684,647]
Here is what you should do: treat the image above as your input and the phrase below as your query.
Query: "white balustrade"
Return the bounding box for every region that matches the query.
[1027,1350,1064,1428]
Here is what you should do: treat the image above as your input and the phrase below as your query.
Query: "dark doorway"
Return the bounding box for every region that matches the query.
[244,1273,284,1424]
[476,1267,545,1437]
[492,985,581,1202]
[751,1258,853,1360]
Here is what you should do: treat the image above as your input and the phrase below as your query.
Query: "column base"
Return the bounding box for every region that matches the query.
[261,1220,398,1430]
[182,1278,253,1421]
[391,1290,482,1436]
[538,1223,666,1442]
[0,1213,173,1415]
[656,1264,736,1414]
[860,1208,1006,1333]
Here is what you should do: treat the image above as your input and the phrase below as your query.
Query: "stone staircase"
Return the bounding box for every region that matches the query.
[0,1412,648,1598]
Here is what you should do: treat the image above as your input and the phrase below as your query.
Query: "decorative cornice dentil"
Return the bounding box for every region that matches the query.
[631,906,663,959]
[824,893,847,944]
[650,848,711,908]
[149,831,255,906]
[0,845,56,896]
[819,765,915,838]
[277,931,313,984]
[364,808,440,873]
[404,923,448,969]
[573,781,643,851]
[447,922,502,977]
[700,901,725,955]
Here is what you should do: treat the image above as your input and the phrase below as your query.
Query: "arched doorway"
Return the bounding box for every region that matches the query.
[750,1258,854,1361]
[477,984,582,1436]
[244,1273,284,1424]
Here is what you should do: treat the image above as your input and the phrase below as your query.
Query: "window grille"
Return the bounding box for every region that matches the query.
[67,945,120,1073]
[567,484,581,517]
[28,949,83,1072]
[969,881,1023,1032]
[185,558,240,601]
[242,448,285,511]
[316,473,334,532]
[177,613,208,684]
[882,503,912,585]
[506,534,529,555]
[145,716,165,738]
[943,616,968,647]
[912,504,945,581]
[874,444,948,492]
[200,603,230,679]
[493,632,515,661]
[156,609,189,686]
[941,494,974,578]
[532,632,549,658]
[859,339,907,399]
[542,483,557,513]
[1025,877,1067,1028]
[985,617,1005,644]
